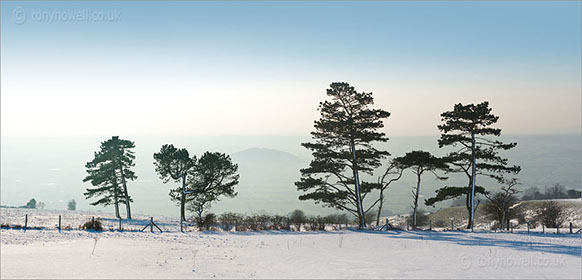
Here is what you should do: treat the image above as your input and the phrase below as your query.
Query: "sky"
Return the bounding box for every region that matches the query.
[1,1,581,138]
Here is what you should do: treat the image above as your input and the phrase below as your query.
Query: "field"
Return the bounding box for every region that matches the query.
[1,208,581,279]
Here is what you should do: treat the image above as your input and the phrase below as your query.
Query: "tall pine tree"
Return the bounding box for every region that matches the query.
[296,82,390,229]
[153,144,196,224]
[83,136,137,219]
[425,102,520,229]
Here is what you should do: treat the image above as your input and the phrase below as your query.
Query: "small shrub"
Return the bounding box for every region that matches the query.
[289,209,307,231]
[407,210,429,228]
[535,201,566,228]
[81,218,103,231]
[433,220,448,228]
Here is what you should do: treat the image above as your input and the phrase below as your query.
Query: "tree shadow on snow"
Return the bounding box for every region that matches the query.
[366,230,581,257]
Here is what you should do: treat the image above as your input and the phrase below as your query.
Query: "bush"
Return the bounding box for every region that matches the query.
[535,201,566,228]
[407,210,429,228]
[81,218,103,231]
[67,199,76,211]
[433,219,448,228]
[197,213,217,231]
[219,212,244,231]
[289,209,307,231]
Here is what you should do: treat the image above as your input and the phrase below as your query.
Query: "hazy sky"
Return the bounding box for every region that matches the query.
[1,1,580,137]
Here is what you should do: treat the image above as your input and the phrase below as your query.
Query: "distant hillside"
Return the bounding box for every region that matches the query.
[423,198,582,229]
[231,148,306,169]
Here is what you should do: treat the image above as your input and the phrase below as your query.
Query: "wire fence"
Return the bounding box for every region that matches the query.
[1,213,580,235]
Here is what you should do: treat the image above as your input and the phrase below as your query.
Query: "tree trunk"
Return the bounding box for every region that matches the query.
[465,178,473,229]
[413,171,422,230]
[114,190,120,219]
[118,163,131,220]
[181,174,186,222]
[112,175,121,219]
[350,140,366,229]
[376,189,384,226]
[470,131,476,231]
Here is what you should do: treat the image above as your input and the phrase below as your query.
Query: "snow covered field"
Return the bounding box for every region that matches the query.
[1,209,581,279]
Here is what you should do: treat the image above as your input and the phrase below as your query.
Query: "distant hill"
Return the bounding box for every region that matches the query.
[231,148,306,169]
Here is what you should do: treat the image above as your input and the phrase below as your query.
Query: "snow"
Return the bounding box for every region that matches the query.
[1,209,581,279]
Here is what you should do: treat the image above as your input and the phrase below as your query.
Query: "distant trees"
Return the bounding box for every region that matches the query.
[67,199,77,211]
[296,82,391,229]
[186,152,240,224]
[426,102,521,229]
[394,151,447,229]
[24,198,37,209]
[83,136,137,219]
[153,144,196,223]
[521,184,581,201]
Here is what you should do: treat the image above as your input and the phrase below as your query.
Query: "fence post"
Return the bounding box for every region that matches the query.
[58,215,61,232]
[92,216,95,227]
[151,217,154,233]
[557,226,559,234]
[570,222,573,234]
[429,220,432,231]
[385,219,389,231]
[24,214,28,232]
[510,222,513,233]
[527,222,530,233]
[542,224,545,234]
[450,220,454,231]
[119,217,122,231]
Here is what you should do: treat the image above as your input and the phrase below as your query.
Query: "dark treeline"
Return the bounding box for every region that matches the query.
[521,184,581,201]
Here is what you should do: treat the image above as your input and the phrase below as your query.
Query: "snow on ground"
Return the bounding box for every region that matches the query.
[1,209,581,279]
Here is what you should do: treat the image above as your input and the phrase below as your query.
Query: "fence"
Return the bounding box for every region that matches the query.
[2,213,581,235]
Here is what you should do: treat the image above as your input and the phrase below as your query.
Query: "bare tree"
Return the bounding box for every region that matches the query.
[483,178,521,230]
[374,160,404,226]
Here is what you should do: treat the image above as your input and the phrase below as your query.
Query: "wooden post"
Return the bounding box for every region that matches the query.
[542,224,545,234]
[557,226,559,234]
[92,216,95,226]
[150,217,154,233]
[527,222,530,233]
[406,222,409,231]
[510,223,513,233]
[119,217,122,231]
[58,215,61,232]
[24,214,28,232]
[570,222,573,234]
[385,219,389,231]
[451,220,454,231]
[429,220,432,231]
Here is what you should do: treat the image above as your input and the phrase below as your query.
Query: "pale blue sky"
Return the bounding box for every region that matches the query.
[1,1,581,136]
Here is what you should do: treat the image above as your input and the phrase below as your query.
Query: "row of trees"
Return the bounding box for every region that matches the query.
[83,139,240,226]
[296,82,521,230]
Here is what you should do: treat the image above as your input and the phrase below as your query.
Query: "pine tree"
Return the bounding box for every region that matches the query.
[83,136,137,219]
[394,151,447,229]
[153,144,196,223]
[425,102,520,229]
[296,82,390,229]
[186,152,239,225]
